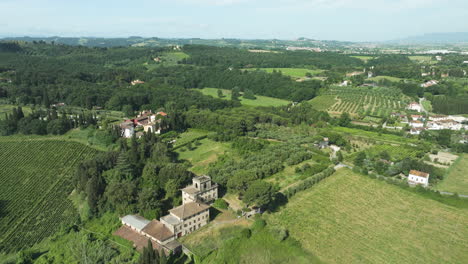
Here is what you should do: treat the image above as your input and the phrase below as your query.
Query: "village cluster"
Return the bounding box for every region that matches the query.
[115,176,218,254]
[403,101,467,135]
[120,110,168,138]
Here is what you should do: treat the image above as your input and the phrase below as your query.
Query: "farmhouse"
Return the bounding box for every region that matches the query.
[411,115,423,121]
[410,127,424,135]
[115,175,218,253]
[420,80,438,88]
[120,121,135,138]
[407,170,430,187]
[429,115,449,121]
[119,110,168,138]
[409,120,424,128]
[407,102,423,112]
[131,79,145,85]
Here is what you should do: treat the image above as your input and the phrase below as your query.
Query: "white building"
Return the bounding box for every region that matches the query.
[410,127,424,135]
[407,102,423,112]
[120,121,135,138]
[409,120,424,128]
[421,80,438,88]
[408,170,430,187]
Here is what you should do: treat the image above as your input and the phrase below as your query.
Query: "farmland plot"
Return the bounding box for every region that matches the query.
[267,169,468,264]
[0,137,98,253]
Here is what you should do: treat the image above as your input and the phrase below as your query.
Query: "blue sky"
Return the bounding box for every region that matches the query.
[1,0,467,41]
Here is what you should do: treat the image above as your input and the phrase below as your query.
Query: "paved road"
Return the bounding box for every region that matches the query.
[438,191,468,198]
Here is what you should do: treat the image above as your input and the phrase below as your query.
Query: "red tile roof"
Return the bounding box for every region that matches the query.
[409,170,429,178]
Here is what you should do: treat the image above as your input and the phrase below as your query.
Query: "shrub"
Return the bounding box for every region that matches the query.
[213,198,228,210]
[271,227,289,242]
[252,218,266,231]
[240,228,252,238]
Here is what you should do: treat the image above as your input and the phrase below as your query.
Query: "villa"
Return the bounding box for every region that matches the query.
[408,170,430,187]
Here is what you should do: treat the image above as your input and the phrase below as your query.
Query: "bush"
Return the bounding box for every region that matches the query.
[240,228,252,238]
[271,227,289,242]
[251,218,266,231]
[213,198,228,210]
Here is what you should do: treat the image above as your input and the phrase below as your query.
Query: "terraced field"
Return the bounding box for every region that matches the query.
[0,136,98,253]
[267,169,468,264]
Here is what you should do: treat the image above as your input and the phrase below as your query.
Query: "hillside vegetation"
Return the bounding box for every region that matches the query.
[267,169,468,264]
[198,88,291,107]
[0,137,98,252]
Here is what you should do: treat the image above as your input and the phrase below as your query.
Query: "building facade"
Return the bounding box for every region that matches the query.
[181,176,218,204]
[408,170,430,187]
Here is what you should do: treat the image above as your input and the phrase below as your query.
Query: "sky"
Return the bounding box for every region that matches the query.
[0,0,467,42]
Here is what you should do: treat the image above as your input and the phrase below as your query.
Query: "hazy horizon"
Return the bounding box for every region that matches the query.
[1,0,468,42]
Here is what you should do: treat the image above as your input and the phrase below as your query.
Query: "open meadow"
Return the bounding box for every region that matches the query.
[436,154,468,194]
[246,68,324,78]
[267,169,468,264]
[197,88,291,107]
[0,136,98,253]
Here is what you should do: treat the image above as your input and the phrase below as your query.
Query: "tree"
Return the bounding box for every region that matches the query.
[354,152,366,167]
[139,239,159,264]
[338,112,351,127]
[243,89,256,100]
[336,151,343,162]
[231,87,241,101]
[217,89,224,98]
[243,180,275,209]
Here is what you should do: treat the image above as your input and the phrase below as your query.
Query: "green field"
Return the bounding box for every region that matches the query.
[350,56,374,62]
[198,88,291,107]
[0,136,98,253]
[436,154,468,194]
[172,128,209,148]
[308,95,337,111]
[368,75,403,82]
[267,169,468,264]
[422,99,433,112]
[246,68,324,78]
[408,56,436,64]
[176,137,231,174]
[0,104,32,120]
[180,211,318,264]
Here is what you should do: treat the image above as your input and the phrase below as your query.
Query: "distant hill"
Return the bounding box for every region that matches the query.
[390,32,468,44]
[0,36,355,49]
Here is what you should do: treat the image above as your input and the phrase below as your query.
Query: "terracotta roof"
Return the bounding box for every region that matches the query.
[141,220,174,242]
[169,202,209,220]
[157,111,168,116]
[409,170,429,178]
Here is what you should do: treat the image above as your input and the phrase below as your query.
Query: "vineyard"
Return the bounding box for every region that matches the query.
[0,137,98,253]
[322,86,410,117]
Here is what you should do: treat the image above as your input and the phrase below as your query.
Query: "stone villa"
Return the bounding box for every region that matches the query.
[115,175,218,253]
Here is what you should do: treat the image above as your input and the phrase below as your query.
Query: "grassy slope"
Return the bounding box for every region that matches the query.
[267,169,468,264]
[436,154,468,194]
[176,137,231,175]
[0,104,32,120]
[198,88,291,107]
[0,136,98,252]
[350,56,374,62]
[308,95,337,111]
[368,76,403,82]
[180,211,319,264]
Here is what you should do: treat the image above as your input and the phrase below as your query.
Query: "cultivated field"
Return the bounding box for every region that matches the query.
[322,86,410,117]
[350,56,374,62]
[308,95,337,111]
[267,169,468,264]
[198,88,291,107]
[0,137,98,253]
[436,154,468,194]
[408,56,436,64]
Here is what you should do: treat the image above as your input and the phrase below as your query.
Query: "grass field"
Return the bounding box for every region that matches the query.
[0,104,32,120]
[267,169,468,264]
[0,136,98,253]
[308,95,337,111]
[350,56,374,62]
[176,137,231,175]
[409,56,436,64]
[422,99,433,112]
[436,154,468,194]
[172,128,209,148]
[368,75,403,82]
[198,88,291,107]
[246,68,324,78]
[180,211,319,263]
